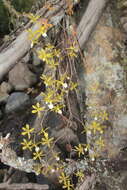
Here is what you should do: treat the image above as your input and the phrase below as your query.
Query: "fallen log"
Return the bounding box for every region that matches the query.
[77,0,109,49]
[0,0,108,80]
[0,0,76,81]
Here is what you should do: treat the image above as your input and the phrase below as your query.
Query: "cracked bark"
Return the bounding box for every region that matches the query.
[83,1,127,159]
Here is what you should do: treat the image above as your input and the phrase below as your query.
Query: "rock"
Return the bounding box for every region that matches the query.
[43,111,65,130]
[5,92,30,113]
[8,62,37,91]
[53,127,79,147]
[43,111,79,143]
[34,94,43,103]
[0,82,12,104]
[36,174,53,186]
[0,91,9,104]
[9,170,29,184]
[0,81,13,93]
[32,51,42,66]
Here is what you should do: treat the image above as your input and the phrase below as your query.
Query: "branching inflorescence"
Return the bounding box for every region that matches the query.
[21,1,109,189]
[0,1,110,189]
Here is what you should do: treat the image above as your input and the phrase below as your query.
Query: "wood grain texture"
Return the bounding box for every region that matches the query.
[77,0,109,49]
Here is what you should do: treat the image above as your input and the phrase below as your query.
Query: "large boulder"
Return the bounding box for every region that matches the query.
[0,81,13,94]
[5,92,30,113]
[9,62,37,91]
[0,91,9,104]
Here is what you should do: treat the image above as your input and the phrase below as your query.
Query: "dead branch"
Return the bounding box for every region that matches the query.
[0,133,118,190]
[3,167,14,183]
[0,134,97,177]
[0,183,49,190]
[0,0,78,81]
[77,0,109,49]
[0,134,38,174]
[0,0,109,80]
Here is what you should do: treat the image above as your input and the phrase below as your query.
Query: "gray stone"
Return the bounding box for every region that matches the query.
[53,127,79,147]
[32,51,42,66]
[0,81,13,93]
[9,62,37,91]
[0,91,9,104]
[34,94,42,102]
[5,92,30,113]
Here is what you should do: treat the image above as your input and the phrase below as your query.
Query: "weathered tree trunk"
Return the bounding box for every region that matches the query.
[83,1,127,159]
[77,0,109,49]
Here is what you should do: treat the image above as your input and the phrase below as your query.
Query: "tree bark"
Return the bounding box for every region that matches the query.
[82,1,127,159]
[77,0,109,49]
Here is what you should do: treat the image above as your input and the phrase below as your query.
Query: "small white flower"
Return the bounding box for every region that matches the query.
[58,110,62,114]
[83,115,86,119]
[48,103,54,109]
[89,149,95,161]
[84,148,88,152]
[35,147,40,152]
[56,157,60,161]
[91,157,95,161]
[51,169,55,173]
[42,33,47,37]
[94,117,98,120]
[63,83,68,88]
[87,130,91,135]
[31,42,33,48]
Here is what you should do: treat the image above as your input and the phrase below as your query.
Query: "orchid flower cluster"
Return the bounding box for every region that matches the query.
[20,1,108,189]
